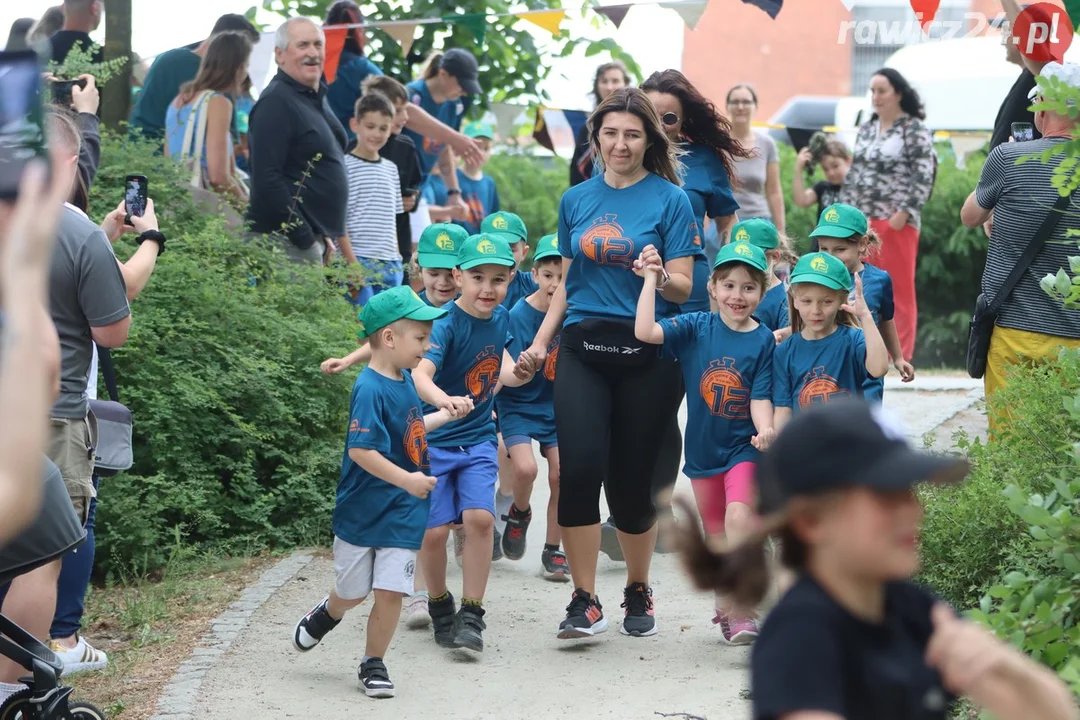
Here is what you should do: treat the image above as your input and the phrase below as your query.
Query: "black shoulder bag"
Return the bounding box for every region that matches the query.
[87,346,133,477]
[967,193,1072,379]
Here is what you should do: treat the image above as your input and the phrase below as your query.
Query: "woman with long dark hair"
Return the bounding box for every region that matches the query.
[840,67,935,362]
[570,61,631,187]
[324,0,383,139]
[523,88,697,640]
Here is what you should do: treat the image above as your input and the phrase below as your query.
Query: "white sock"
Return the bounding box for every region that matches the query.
[410,590,428,600]
[0,681,28,706]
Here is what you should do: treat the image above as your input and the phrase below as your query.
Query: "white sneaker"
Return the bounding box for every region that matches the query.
[404,593,431,629]
[453,527,466,568]
[49,635,108,674]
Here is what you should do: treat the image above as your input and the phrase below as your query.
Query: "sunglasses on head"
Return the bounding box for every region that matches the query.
[661,112,679,127]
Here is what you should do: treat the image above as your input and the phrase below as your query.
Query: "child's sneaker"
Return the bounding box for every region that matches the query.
[293,597,340,651]
[453,527,466,568]
[453,603,486,652]
[492,528,504,561]
[358,657,395,698]
[712,612,759,646]
[600,517,624,562]
[501,504,532,560]
[620,583,657,637]
[540,547,570,582]
[429,592,458,648]
[404,593,431,629]
[557,589,607,639]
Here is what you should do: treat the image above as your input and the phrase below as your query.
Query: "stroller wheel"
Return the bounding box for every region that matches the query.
[0,688,33,719]
[68,702,106,719]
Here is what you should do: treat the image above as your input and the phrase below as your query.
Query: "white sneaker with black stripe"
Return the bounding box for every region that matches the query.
[48,635,107,675]
[358,657,395,698]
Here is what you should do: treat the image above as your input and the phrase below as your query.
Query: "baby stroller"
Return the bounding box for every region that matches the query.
[0,459,103,719]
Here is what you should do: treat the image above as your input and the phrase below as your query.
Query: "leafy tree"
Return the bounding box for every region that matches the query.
[102,0,134,129]
[260,0,641,111]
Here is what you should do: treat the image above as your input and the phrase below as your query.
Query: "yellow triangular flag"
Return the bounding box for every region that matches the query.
[382,22,419,58]
[516,9,566,35]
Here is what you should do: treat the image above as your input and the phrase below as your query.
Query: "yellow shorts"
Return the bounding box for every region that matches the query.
[985,326,1080,428]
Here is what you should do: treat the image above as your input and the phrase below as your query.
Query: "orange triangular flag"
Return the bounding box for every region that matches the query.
[516,9,566,35]
[382,22,419,58]
[323,26,347,83]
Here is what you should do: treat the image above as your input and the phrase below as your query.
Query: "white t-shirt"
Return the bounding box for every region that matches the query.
[344,155,404,261]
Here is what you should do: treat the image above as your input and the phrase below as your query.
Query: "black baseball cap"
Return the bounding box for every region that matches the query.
[757,399,969,515]
[441,48,482,96]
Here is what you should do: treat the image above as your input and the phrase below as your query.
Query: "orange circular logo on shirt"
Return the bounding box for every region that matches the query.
[403,408,429,469]
[465,346,502,401]
[798,367,847,408]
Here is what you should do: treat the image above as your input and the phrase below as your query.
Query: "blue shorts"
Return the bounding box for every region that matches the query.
[427,442,499,528]
[498,412,556,452]
[504,434,557,456]
[348,258,404,306]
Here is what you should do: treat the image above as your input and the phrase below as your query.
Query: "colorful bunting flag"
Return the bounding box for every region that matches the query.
[381,22,420,58]
[517,9,567,35]
[742,0,783,19]
[660,0,709,30]
[490,102,525,141]
[594,4,633,28]
[446,13,488,44]
[909,0,940,32]
[322,26,348,83]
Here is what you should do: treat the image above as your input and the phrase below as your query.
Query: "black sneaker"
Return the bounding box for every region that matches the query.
[492,528,504,561]
[453,604,487,652]
[557,589,608,639]
[620,583,657,637]
[358,657,395,698]
[429,592,458,648]
[600,517,624,562]
[540,547,571,582]
[292,597,341,651]
[501,504,532,560]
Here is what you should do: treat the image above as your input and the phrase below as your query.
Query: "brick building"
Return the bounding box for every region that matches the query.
[681,0,1044,118]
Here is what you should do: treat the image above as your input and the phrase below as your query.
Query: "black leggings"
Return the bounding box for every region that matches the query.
[555,325,684,534]
[651,374,685,503]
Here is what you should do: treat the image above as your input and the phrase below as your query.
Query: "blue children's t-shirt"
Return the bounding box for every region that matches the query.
[681,144,740,225]
[659,312,774,478]
[773,324,873,412]
[558,173,700,326]
[456,169,500,235]
[680,254,712,314]
[402,79,471,178]
[334,368,430,550]
[756,283,790,332]
[502,270,539,311]
[496,298,559,439]
[423,302,513,447]
[327,51,383,139]
[848,263,895,404]
[422,173,449,207]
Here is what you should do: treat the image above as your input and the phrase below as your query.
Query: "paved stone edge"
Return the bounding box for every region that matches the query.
[149,550,315,720]
[905,387,984,443]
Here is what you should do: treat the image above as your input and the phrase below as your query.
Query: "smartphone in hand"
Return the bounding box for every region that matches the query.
[1011,122,1035,143]
[0,50,48,200]
[50,77,87,107]
[124,175,148,224]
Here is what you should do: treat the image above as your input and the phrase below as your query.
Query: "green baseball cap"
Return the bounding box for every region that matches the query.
[731,218,779,250]
[356,286,447,339]
[458,233,517,270]
[481,211,528,245]
[789,251,854,292]
[809,203,868,239]
[463,121,494,140]
[713,241,769,273]
[417,223,469,269]
[532,233,561,263]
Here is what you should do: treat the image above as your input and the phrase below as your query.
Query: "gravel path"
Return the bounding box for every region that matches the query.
[156,381,985,720]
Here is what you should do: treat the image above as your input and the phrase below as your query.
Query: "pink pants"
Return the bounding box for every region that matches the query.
[690,462,756,536]
[867,220,919,362]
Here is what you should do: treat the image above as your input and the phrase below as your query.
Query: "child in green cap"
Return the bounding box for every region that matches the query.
[480,210,539,311]
[457,122,501,234]
[495,234,569,579]
[730,218,794,343]
[809,203,915,404]
[773,251,889,430]
[635,240,777,645]
[292,286,470,698]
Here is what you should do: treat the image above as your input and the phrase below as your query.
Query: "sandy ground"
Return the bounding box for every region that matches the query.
[191,386,984,719]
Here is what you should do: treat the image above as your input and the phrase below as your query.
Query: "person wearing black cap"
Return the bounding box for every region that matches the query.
[672,399,1079,720]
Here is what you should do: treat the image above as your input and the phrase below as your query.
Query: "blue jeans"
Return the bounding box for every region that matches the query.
[50,474,98,638]
[347,258,404,306]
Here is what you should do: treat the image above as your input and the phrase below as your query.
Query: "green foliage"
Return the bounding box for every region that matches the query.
[485,151,567,260]
[47,42,129,85]
[1023,74,1080,195]
[261,0,641,112]
[88,133,358,578]
[917,349,1080,606]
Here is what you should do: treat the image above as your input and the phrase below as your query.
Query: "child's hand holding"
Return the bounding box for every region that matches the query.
[321,357,350,374]
[440,395,474,417]
[894,359,915,382]
[403,472,437,499]
[752,427,776,450]
[513,352,537,381]
[632,244,665,280]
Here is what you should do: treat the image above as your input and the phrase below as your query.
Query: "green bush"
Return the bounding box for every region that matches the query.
[486,151,567,262]
[88,133,357,578]
[917,349,1080,606]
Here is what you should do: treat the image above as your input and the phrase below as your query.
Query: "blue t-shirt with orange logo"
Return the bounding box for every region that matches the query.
[680,255,712,314]
[659,312,774,477]
[848,263,894,404]
[423,301,513,447]
[496,298,559,444]
[558,173,700,326]
[402,79,471,178]
[773,324,871,412]
[681,144,739,225]
[334,368,430,550]
[455,169,500,235]
[756,283,790,331]
[503,271,538,311]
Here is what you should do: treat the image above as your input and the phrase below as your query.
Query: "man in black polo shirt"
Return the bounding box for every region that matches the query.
[247,17,348,265]
[989,2,1042,151]
[49,0,104,65]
